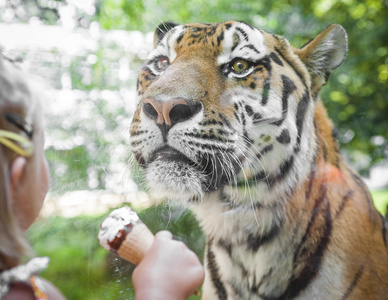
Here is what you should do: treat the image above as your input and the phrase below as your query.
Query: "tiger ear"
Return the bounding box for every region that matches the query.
[295,24,348,91]
[154,22,180,48]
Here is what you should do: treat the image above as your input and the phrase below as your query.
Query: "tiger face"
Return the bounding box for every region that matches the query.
[130,21,346,205]
[129,21,388,299]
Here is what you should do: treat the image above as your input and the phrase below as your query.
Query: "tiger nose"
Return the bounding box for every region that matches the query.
[142,97,201,128]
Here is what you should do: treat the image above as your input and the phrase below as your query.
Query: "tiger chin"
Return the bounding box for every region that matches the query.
[129,21,388,299]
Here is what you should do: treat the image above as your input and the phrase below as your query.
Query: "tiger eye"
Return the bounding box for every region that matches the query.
[233,59,249,73]
[156,57,169,71]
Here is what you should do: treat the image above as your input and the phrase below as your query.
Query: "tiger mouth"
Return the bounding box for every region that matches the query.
[147,146,242,193]
[149,146,196,166]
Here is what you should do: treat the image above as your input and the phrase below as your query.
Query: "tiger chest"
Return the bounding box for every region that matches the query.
[192,190,346,300]
[191,193,290,299]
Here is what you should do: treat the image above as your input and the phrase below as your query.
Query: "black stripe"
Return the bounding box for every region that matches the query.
[272,75,296,127]
[239,21,255,30]
[188,195,201,203]
[176,31,184,44]
[349,169,374,221]
[295,183,328,260]
[247,224,280,252]
[188,141,233,153]
[230,282,245,299]
[217,31,224,46]
[250,170,267,183]
[280,184,332,299]
[305,157,316,201]
[259,56,272,72]
[331,128,341,167]
[251,112,263,122]
[231,33,239,52]
[275,47,307,88]
[276,129,291,144]
[133,151,146,166]
[219,113,234,131]
[236,27,249,41]
[245,105,254,116]
[249,155,294,188]
[234,111,241,123]
[191,26,203,33]
[142,66,156,77]
[254,268,273,296]
[261,76,271,105]
[130,140,142,147]
[200,119,223,126]
[129,130,146,137]
[184,131,233,143]
[269,155,294,189]
[335,190,354,218]
[256,144,274,160]
[242,44,261,54]
[380,214,387,247]
[300,38,314,49]
[207,239,228,299]
[257,55,272,107]
[269,52,283,66]
[294,91,310,153]
[341,265,365,300]
[242,130,254,148]
[217,238,233,256]
[241,109,247,126]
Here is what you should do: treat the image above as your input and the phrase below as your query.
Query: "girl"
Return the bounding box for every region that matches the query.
[0,51,203,299]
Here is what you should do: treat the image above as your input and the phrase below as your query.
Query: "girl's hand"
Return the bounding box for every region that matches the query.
[132,231,204,300]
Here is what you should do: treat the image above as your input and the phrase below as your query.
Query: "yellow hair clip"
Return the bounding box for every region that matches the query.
[0,129,34,157]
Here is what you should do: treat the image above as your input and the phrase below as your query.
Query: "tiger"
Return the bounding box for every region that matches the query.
[129,21,388,299]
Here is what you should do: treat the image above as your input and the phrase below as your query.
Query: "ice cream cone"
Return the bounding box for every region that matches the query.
[98,206,155,265]
[117,223,154,265]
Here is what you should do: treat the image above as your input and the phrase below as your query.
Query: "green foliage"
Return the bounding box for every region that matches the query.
[372,189,388,216]
[98,0,145,30]
[28,214,116,299]
[27,205,204,300]
[46,146,90,191]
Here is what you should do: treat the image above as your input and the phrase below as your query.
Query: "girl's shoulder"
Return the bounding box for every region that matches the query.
[4,276,66,300]
[4,281,36,300]
[1,257,65,299]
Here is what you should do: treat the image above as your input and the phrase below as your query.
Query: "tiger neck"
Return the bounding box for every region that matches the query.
[192,101,343,240]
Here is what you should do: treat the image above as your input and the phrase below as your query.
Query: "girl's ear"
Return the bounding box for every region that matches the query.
[10,156,27,193]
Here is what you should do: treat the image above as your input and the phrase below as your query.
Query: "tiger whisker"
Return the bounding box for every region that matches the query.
[237,137,272,186]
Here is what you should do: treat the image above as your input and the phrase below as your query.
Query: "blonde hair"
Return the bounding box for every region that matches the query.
[0,51,43,270]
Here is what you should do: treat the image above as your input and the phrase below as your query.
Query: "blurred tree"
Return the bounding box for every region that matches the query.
[0,0,97,28]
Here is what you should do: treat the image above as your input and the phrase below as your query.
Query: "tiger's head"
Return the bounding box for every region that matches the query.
[129,21,347,205]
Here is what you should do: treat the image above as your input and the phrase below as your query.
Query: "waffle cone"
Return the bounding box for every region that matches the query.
[117,223,155,265]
